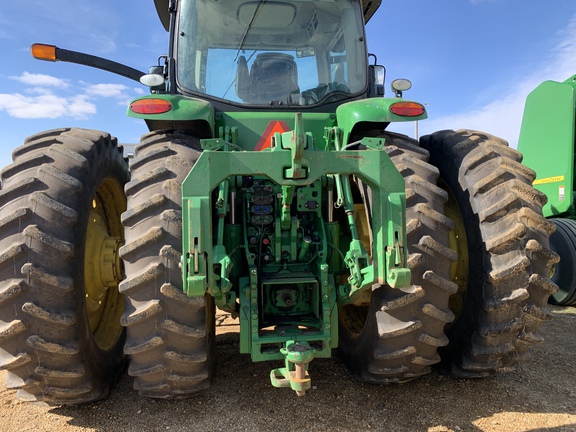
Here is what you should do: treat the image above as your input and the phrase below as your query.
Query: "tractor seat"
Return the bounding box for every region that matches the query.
[244,53,300,104]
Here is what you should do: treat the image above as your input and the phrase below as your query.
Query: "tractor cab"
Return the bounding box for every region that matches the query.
[167,0,372,107]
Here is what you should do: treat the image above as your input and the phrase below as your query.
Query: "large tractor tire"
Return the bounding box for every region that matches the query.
[548,218,576,306]
[0,129,129,404]
[120,130,215,398]
[420,130,558,377]
[338,132,456,383]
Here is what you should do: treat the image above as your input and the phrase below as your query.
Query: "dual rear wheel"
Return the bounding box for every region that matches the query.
[0,128,215,404]
[338,129,557,380]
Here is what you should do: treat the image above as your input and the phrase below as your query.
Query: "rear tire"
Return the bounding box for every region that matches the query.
[120,130,215,398]
[0,128,129,404]
[548,218,576,306]
[421,130,558,376]
[338,132,456,382]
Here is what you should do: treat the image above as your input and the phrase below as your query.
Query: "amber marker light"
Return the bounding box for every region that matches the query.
[30,44,58,61]
[390,102,426,117]
[130,98,172,115]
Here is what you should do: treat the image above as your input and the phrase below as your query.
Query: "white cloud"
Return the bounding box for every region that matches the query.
[24,87,55,96]
[10,72,68,88]
[0,77,143,120]
[84,83,129,98]
[419,14,576,148]
[68,95,97,118]
[0,92,96,120]
[0,93,67,119]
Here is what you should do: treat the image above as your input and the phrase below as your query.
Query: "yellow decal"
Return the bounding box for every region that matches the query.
[533,175,565,185]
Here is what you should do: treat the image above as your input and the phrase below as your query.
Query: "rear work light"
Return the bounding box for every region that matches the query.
[390,102,426,117]
[130,98,172,115]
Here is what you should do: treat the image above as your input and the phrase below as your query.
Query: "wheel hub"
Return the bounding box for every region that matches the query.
[100,236,124,287]
[84,179,126,351]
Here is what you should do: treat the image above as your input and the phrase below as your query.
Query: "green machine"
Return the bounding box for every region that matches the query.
[518,75,576,306]
[0,0,558,404]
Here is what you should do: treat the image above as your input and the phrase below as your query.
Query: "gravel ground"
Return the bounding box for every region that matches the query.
[1,306,575,432]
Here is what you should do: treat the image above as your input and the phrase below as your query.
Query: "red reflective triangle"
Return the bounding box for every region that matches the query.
[254,120,290,151]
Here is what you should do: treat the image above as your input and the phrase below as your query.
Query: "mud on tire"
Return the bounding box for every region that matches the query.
[421,129,559,376]
[338,132,456,382]
[120,130,215,398]
[0,128,129,404]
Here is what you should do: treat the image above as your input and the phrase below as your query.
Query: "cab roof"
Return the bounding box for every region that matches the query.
[153,0,381,31]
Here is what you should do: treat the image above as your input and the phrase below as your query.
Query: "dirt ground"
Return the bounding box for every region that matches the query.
[0,306,575,432]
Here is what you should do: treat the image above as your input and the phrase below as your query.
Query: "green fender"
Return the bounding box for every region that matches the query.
[336,98,427,144]
[126,94,215,136]
[518,76,576,218]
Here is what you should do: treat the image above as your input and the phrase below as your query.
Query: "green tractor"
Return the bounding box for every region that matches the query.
[518,74,576,306]
[0,0,557,404]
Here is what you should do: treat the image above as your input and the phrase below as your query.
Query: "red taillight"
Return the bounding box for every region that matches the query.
[130,98,172,114]
[390,102,426,117]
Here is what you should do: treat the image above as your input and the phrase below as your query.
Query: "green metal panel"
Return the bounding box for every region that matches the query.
[125,96,426,153]
[518,77,576,218]
[216,112,336,150]
[181,148,407,288]
[214,100,426,151]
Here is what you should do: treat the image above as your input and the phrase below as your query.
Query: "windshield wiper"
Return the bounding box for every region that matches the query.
[234,0,267,62]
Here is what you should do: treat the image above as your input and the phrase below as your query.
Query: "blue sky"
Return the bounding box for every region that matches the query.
[1,1,575,170]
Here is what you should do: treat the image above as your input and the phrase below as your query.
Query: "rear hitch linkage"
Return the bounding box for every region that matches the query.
[270,341,315,396]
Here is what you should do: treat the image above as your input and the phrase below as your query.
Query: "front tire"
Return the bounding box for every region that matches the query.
[421,130,559,376]
[0,128,129,404]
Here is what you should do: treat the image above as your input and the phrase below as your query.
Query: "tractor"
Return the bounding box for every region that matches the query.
[0,0,558,404]
[518,74,576,306]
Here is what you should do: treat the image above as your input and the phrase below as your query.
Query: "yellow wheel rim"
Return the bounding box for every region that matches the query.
[84,177,126,351]
[440,180,469,320]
